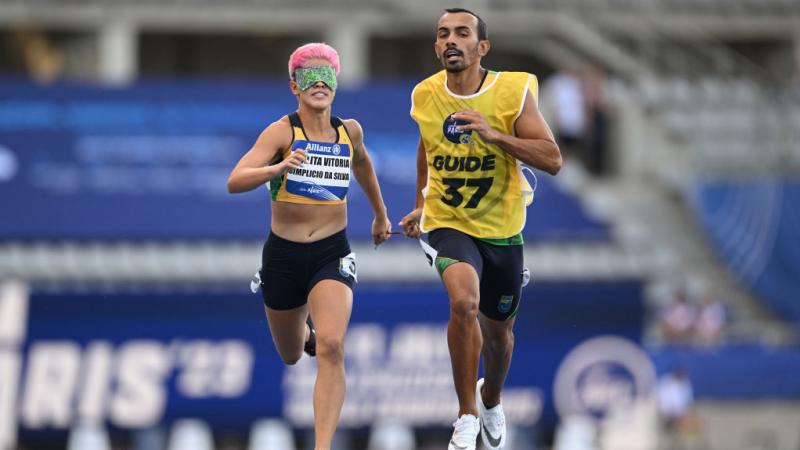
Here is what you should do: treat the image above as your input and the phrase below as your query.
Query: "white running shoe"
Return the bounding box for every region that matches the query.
[476,378,507,449]
[448,414,479,450]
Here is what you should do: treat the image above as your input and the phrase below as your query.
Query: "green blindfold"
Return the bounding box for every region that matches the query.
[294,65,338,92]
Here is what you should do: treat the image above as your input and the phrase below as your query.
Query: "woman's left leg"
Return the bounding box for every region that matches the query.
[306,279,352,450]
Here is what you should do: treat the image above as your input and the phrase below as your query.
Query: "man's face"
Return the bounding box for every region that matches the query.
[434,12,486,73]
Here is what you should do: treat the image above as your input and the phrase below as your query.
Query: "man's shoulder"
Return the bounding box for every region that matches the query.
[413,71,446,93]
[411,71,446,118]
[495,72,539,102]
[496,71,536,85]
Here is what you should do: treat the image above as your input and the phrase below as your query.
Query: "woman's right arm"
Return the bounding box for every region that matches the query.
[227,120,306,194]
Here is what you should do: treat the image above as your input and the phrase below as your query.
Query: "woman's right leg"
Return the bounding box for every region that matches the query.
[260,232,311,365]
[264,304,309,365]
[307,279,352,450]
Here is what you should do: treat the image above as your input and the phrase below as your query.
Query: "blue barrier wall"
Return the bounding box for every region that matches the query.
[0,79,608,241]
[691,179,800,327]
[650,345,800,399]
[7,279,800,449]
[6,281,642,437]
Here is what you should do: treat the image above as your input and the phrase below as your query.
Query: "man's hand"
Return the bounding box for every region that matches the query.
[451,109,500,143]
[399,208,423,238]
[372,214,392,246]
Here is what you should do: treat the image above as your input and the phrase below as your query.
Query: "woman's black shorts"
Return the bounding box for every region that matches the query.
[259,228,355,310]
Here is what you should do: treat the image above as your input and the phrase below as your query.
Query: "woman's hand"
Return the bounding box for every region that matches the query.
[278,149,307,174]
[372,214,392,246]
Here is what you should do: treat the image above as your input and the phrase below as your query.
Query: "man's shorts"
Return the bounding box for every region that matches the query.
[259,228,355,310]
[428,228,524,321]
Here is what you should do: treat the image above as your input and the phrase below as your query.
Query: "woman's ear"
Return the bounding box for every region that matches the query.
[289,79,300,96]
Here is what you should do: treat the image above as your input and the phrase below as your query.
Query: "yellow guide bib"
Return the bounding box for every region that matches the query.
[410,70,537,239]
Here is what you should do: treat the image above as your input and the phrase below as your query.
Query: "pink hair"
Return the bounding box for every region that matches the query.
[287,43,341,78]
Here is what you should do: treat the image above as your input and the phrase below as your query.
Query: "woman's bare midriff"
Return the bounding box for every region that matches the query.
[270,201,348,243]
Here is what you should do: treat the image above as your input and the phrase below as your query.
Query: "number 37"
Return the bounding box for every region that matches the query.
[440,177,493,208]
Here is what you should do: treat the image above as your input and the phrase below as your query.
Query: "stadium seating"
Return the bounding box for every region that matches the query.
[248,419,297,450]
[366,421,416,450]
[166,419,214,450]
[66,422,111,450]
[638,76,799,174]
[0,79,609,243]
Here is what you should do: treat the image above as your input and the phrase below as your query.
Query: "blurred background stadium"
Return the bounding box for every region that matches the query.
[1,0,799,449]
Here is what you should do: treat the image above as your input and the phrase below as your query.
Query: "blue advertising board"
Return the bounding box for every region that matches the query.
[0,280,642,446]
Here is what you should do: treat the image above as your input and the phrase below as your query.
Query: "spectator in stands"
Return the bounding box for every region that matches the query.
[657,367,701,449]
[660,290,697,344]
[399,8,561,450]
[542,65,588,166]
[694,296,726,346]
[583,64,610,176]
[227,42,392,450]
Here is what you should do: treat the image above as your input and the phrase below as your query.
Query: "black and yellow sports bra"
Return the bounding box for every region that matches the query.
[270,112,353,205]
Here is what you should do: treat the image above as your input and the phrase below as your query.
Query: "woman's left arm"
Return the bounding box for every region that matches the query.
[345,119,392,245]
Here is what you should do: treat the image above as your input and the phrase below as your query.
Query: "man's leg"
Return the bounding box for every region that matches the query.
[474,239,522,449]
[442,262,483,417]
[477,314,515,408]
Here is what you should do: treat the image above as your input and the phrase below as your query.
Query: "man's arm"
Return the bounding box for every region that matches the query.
[399,137,426,237]
[345,119,391,245]
[414,137,427,209]
[451,91,562,175]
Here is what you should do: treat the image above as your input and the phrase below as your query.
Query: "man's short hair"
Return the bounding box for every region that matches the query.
[444,8,488,41]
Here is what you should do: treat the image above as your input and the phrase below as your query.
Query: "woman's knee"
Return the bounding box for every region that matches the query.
[277,346,304,365]
[315,334,345,362]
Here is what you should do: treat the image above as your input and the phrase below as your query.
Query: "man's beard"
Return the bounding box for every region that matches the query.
[441,46,474,73]
[444,61,467,73]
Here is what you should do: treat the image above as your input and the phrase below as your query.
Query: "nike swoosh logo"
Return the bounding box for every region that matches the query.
[449,439,468,449]
[483,424,503,447]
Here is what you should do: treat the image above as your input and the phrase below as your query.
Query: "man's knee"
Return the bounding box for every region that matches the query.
[450,293,479,320]
[485,327,514,353]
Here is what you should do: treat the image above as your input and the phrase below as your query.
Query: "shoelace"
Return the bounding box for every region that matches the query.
[451,416,479,445]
